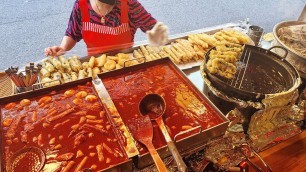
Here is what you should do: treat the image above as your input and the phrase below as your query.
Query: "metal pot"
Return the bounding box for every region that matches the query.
[203,45,301,102]
[273,20,306,79]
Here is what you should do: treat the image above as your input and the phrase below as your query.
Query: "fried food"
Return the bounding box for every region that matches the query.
[88,56,95,68]
[42,60,55,73]
[209,50,239,63]
[104,60,116,70]
[162,46,181,64]
[107,56,119,62]
[117,53,131,67]
[214,32,240,44]
[198,33,218,47]
[95,54,107,67]
[188,34,209,49]
[82,62,89,69]
[78,70,86,80]
[207,58,236,79]
[140,45,149,55]
[87,68,93,77]
[92,67,101,77]
[221,30,250,44]
[50,57,64,72]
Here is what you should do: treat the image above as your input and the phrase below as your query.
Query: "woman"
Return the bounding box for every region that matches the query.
[44,0,168,56]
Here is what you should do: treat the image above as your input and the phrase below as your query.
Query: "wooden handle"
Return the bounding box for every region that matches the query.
[147,142,168,172]
[167,140,187,172]
[156,118,187,172]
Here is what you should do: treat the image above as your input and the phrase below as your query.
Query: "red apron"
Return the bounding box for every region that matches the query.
[79,0,133,55]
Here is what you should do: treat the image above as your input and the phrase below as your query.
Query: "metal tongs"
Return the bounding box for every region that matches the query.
[236,143,273,172]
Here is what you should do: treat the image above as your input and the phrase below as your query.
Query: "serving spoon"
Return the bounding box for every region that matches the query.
[139,94,187,172]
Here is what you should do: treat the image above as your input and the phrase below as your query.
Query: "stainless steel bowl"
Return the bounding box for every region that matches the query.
[273,20,306,79]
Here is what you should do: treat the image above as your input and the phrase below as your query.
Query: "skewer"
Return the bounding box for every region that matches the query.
[25,66,30,87]
[5,64,41,92]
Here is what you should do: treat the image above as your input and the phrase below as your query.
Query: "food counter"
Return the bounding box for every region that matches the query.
[0,20,305,172]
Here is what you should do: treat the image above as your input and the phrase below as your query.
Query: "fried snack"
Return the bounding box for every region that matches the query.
[198,33,218,47]
[52,72,62,82]
[133,50,145,62]
[42,60,55,73]
[153,53,162,59]
[40,67,50,78]
[149,54,157,60]
[82,62,89,69]
[207,58,236,79]
[210,50,238,63]
[215,32,240,44]
[95,54,107,67]
[170,46,184,61]
[188,34,209,49]
[41,77,60,87]
[145,46,157,54]
[50,57,64,72]
[176,39,197,57]
[221,30,249,44]
[62,73,72,83]
[144,54,153,62]
[158,50,169,58]
[68,57,80,72]
[104,60,116,70]
[88,56,95,68]
[214,34,226,42]
[92,67,101,77]
[107,56,119,62]
[101,67,109,73]
[210,54,237,64]
[140,45,149,55]
[162,46,181,64]
[115,64,122,70]
[59,56,72,73]
[78,70,87,79]
[172,42,193,62]
[193,45,205,59]
[216,41,241,48]
[72,56,83,70]
[71,72,78,81]
[118,53,132,67]
[171,43,187,59]
[87,67,93,77]
[216,45,242,53]
[133,49,143,59]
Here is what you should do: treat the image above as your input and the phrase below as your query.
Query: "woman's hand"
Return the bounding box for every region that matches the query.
[147,22,169,46]
[44,36,77,57]
[44,46,65,57]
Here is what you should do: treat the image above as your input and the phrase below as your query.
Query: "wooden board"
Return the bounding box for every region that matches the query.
[249,131,306,172]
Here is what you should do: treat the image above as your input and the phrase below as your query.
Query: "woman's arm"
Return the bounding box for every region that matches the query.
[128,0,168,46]
[128,0,157,32]
[44,0,82,56]
[60,36,77,51]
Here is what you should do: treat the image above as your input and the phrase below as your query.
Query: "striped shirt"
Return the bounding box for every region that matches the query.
[65,0,157,42]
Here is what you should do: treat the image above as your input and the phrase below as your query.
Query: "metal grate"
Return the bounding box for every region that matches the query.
[227,47,252,89]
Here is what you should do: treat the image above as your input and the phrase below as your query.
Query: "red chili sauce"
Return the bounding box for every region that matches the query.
[1,82,128,171]
[102,63,225,154]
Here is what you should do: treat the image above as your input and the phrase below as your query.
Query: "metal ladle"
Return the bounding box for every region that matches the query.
[139,94,187,172]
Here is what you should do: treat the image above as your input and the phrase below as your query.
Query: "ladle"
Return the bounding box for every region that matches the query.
[6,146,46,172]
[139,94,187,172]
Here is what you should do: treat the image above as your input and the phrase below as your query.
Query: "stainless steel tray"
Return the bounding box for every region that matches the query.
[97,58,229,168]
[0,77,136,172]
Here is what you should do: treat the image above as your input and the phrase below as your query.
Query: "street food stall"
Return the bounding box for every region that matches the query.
[0,19,305,172]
